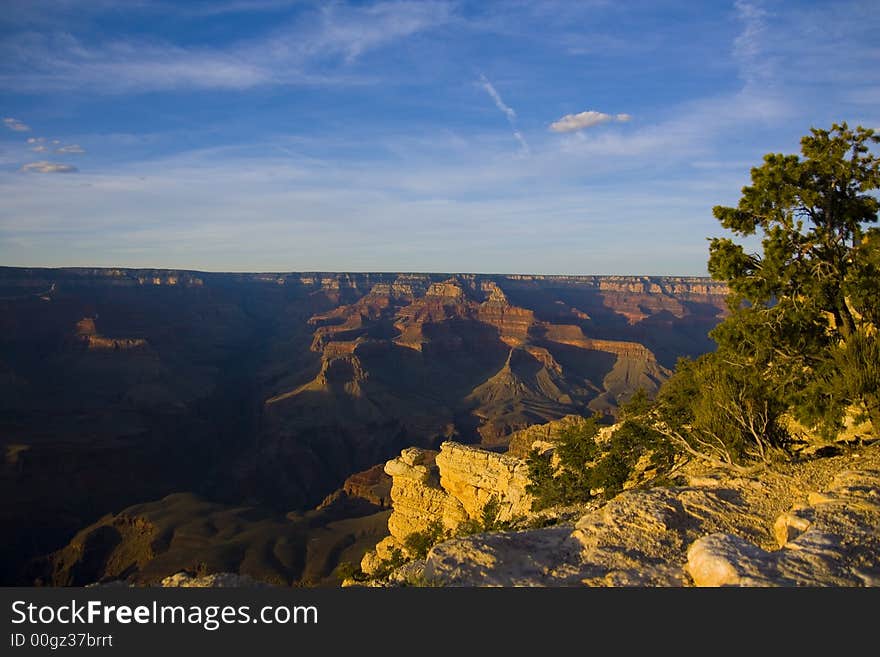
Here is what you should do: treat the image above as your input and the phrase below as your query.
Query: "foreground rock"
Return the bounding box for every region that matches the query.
[419,446,880,586]
[424,484,765,586]
[686,469,880,586]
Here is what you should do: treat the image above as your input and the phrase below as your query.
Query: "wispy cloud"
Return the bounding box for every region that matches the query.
[3,117,30,132]
[549,110,630,133]
[479,74,529,156]
[19,161,78,173]
[0,1,451,93]
[167,0,301,17]
[733,0,770,87]
[55,144,86,154]
[1,34,269,92]
[301,1,452,63]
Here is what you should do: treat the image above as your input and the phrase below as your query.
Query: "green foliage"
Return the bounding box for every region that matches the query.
[403,520,447,559]
[457,495,515,535]
[480,495,503,530]
[620,387,653,420]
[397,572,445,587]
[704,122,880,441]
[526,416,676,510]
[525,449,567,511]
[844,231,880,327]
[526,418,600,510]
[656,352,790,464]
[554,419,601,470]
[829,328,880,427]
[605,419,676,491]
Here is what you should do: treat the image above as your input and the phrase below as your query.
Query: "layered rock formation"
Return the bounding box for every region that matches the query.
[435,443,532,520]
[0,266,728,584]
[264,272,687,465]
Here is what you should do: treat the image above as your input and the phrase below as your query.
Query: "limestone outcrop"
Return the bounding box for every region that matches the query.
[360,442,534,574]
[75,317,148,351]
[384,447,468,541]
[435,442,531,521]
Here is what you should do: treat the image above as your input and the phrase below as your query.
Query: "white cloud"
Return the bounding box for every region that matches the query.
[3,117,30,131]
[19,161,78,173]
[31,145,48,152]
[549,110,630,133]
[56,144,86,154]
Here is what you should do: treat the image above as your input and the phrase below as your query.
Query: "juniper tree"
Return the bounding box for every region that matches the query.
[707,123,880,438]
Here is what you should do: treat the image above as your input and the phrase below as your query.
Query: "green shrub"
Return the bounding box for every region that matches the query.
[457,495,515,535]
[480,495,502,529]
[525,418,598,510]
[403,520,447,559]
[526,415,677,509]
[655,352,790,465]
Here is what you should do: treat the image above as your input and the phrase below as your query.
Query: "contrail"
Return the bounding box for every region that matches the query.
[479,74,530,156]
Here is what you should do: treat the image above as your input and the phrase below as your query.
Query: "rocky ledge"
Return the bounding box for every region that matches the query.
[367,436,880,586]
[423,461,880,586]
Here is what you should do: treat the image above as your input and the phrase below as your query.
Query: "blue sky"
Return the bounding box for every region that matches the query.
[1,0,878,275]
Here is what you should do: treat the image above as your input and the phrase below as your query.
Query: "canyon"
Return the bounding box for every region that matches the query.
[0,267,728,585]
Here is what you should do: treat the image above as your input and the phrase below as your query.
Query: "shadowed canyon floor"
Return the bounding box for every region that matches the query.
[0,267,728,585]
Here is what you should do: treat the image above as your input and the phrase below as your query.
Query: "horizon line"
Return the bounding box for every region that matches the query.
[0,265,719,279]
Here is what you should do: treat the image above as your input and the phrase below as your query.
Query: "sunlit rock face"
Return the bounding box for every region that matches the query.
[360,441,533,573]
